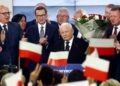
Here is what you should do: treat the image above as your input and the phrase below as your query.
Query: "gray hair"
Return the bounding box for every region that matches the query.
[59,22,73,31]
[0,5,9,11]
[57,7,69,16]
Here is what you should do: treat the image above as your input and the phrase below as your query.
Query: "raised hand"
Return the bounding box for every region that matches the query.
[29,63,41,81]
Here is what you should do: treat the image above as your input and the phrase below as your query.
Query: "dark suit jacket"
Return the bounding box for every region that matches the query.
[54,37,89,64]
[103,24,113,38]
[26,22,59,64]
[27,19,59,30]
[0,22,22,68]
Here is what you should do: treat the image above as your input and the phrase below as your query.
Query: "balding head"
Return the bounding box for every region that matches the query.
[35,2,47,9]
[0,5,10,24]
[59,23,74,41]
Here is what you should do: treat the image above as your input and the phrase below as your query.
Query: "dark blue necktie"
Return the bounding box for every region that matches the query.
[65,41,69,51]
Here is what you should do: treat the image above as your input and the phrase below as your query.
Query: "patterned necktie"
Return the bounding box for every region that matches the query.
[65,41,70,51]
[114,26,118,35]
[40,26,44,38]
[0,25,7,44]
[3,24,7,33]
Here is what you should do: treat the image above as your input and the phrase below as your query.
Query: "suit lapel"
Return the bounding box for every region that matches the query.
[34,24,40,38]
[45,23,49,37]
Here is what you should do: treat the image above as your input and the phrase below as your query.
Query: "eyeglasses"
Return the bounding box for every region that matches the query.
[57,15,68,18]
[0,12,10,15]
[36,14,46,17]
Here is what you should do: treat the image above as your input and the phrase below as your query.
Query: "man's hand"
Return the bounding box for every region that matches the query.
[110,34,117,41]
[39,36,48,45]
[61,74,68,83]
[21,37,27,41]
[115,41,120,50]
[37,80,43,86]
[0,46,2,53]
[29,63,41,81]
[0,30,6,43]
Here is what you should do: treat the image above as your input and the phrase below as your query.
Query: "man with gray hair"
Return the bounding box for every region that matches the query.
[56,7,82,38]
[54,22,88,64]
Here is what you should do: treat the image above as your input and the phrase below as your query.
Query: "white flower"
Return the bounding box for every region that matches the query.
[94,15,99,20]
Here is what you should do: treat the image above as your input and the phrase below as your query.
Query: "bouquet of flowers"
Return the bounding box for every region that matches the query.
[75,14,108,39]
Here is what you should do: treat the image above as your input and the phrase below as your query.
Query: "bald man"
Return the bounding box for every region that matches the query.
[54,23,88,64]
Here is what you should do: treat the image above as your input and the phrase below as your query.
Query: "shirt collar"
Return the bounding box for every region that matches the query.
[65,36,74,47]
[38,22,46,28]
[0,23,8,30]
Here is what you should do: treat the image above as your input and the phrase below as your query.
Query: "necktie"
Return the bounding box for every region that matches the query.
[65,41,69,51]
[114,26,118,35]
[40,26,44,38]
[0,25,7,44]
[3,24,7,33]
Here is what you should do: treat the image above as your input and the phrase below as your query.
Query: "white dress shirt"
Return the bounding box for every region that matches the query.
[38,23,46,36]
[112,25,120,35]
[64,36,74,50]
[0,23,8,30]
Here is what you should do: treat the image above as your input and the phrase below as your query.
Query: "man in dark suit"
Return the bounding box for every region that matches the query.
[104,6,120,41]
[26,2,59,30]
[54,22,88,64]
[0,5,21,69]
[104,6,120,80]
[26,6,59,65]
[56,7,82,38]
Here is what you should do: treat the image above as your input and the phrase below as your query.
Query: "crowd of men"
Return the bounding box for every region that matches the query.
[0,3,120,86]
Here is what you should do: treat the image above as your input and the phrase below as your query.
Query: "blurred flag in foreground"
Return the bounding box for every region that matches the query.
[19,41,42,62]
[5,70,22,86]
[84,49,110,81]
[47,51,69,66]
[57,80,90,86]
[89,38,115,56]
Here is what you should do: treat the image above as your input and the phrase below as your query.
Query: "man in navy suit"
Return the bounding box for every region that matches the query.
[26,2,59,30]
[26,6,59,65]
[104,6,120,41]
[0,5,21,69]
[54,22,88,64]
[104,6,120,80]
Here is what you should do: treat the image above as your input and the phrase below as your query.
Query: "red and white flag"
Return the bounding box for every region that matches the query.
[84,49,110,81]
[89,38,115,56]
[47,51,69,66]
[5,70,22,86]
[19,41,42,62]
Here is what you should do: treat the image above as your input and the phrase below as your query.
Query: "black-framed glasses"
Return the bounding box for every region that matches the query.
[36,14,46,17]
[0,12,11,15]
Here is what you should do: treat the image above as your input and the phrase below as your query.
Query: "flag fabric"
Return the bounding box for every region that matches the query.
[19,41,42,63]
[82,48,99,67]
[57,80,89,86]
[47,51,69,66]
[84,49,110,81]
[5,70,22,86]
[89,38,115,56]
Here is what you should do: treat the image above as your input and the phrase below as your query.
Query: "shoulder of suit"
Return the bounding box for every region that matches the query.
[75,37,89,44]
[8,22,20,29]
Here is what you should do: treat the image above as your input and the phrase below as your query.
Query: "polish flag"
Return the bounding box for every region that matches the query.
[84,49,110,81]
[5,70,22,86]
[19,41,42,63]
[89,38,115,56]
[47,51,69,66]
